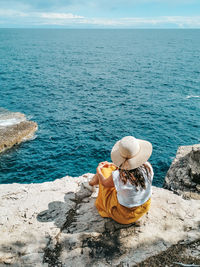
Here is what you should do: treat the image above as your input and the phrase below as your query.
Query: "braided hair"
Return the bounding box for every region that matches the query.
[119,163,152,191]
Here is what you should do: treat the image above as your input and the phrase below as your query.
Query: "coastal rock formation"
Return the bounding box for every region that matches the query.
[0,173,199,266]
[0,110,38,153]
[164,144,200,200]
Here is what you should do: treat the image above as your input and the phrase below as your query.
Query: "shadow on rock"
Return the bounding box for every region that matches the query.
[37,184,94,230]
[35,183,151,265]
[37,191,77,229]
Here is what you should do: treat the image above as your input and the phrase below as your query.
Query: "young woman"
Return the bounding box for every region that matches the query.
[89,136,154,224]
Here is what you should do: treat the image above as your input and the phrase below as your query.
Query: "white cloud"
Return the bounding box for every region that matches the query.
[164,16,200,26]
[78,16,200,27]
[0,9,200,28]
[0,9,28,17]
[40,13,84,19]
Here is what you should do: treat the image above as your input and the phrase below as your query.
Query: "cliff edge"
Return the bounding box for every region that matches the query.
[164,144,200,200]
[0,145,200,266]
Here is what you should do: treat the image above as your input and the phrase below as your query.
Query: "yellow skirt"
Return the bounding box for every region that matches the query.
[95,165,151,224]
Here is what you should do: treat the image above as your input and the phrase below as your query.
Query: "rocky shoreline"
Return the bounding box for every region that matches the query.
[0,111,37,153]
[0,145,200,266]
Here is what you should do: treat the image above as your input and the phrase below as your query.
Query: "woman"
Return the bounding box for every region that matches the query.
[89,136,153,224]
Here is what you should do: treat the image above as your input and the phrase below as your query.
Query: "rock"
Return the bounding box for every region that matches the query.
[0,110,38,153]
[136,239,200,267]
[164,144,200,199]
[0,173,199,266]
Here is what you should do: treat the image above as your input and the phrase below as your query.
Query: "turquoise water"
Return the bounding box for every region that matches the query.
[0,29,200,186]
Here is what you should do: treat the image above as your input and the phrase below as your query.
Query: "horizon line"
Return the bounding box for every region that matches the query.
[0,27,200,29]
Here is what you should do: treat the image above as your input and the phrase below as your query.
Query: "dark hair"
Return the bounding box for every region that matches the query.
[119,163,152,191]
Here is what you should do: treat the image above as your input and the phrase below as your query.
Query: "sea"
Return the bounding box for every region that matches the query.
[0,29,200,186]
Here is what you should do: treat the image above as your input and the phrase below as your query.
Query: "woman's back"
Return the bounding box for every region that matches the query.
[89,135,153,224]
[112,162,154,208]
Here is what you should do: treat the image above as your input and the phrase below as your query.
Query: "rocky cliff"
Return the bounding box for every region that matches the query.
[0,110,38,153]
[164,144,200,200]
[0,145,200,266]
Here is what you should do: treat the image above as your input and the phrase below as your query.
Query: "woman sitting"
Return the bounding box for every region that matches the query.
[89,136,154,224]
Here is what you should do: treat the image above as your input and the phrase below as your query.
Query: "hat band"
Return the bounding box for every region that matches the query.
[120,145,141,159]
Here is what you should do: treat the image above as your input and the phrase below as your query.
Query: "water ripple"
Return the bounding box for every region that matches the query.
[0,29,200,186]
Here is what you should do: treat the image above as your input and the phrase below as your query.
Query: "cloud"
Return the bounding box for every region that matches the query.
[0,7,200,28]
[121,16,200,26]
[0,9,28,17]
[79,16,200,27]
[40,13,84,19]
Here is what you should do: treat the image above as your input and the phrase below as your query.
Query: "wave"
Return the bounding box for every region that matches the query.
[0,108,26,127]
[0,117,26,127]
[186,95,200,99]
[22,134,38,142]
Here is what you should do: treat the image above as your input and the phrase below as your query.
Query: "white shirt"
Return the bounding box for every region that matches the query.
[112,162,154,208]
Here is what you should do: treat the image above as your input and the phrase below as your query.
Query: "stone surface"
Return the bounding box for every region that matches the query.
[136,239,200,267]
[0,111,38,153]
[0,173,199,266]
[164,144,200,199]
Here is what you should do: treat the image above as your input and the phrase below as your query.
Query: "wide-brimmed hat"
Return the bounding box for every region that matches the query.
[111,136,152,170]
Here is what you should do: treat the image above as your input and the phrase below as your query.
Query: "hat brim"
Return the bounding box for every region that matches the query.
[111,139,152,170]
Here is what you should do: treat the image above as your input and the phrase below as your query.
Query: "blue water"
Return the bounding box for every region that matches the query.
[0,29,200,186]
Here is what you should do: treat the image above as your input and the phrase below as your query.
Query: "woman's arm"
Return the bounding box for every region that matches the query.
[97,163,115,188]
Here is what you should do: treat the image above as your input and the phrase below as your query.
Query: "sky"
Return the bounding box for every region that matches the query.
[0,0,200,28]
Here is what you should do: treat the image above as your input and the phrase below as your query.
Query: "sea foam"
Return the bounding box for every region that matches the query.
[186,95,200,99]
[0,117,26,127]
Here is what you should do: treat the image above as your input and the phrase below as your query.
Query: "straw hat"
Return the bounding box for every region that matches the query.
[111,136,152,170]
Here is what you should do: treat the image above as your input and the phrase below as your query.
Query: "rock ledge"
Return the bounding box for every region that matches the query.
[0,173,199,266]
[0,144,200,266]
[164,144,200,200]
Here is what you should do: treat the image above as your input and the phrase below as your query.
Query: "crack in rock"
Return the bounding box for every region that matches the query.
[43,185,93,265]
[43,236,62,267]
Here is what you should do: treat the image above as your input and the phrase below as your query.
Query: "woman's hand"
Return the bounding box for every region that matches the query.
[98,161,113,168]
[97,166,101,175]
[97,161,114,175]
[97,162,106,174]
[96,161,115,188]
[98,161,109,166]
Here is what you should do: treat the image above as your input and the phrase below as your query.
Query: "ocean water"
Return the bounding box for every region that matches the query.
[0,29,200,186]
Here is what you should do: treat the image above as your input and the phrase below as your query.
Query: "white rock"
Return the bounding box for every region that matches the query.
[0,173,199,266]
